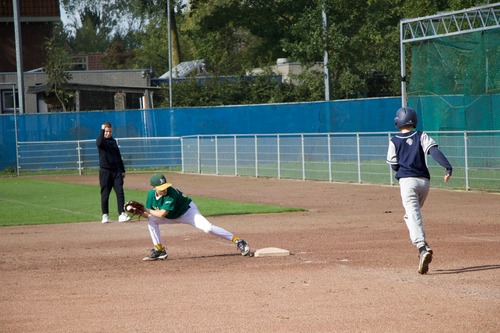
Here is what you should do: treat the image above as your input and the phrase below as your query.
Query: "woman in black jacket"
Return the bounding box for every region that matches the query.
[96,122,130,223]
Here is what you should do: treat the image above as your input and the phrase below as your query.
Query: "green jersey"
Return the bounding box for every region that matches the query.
[145,186,192,219]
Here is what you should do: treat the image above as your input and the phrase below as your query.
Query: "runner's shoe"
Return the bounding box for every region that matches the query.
[418,248,433,274]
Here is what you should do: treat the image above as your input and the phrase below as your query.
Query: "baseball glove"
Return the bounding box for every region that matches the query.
[124,200,146,218]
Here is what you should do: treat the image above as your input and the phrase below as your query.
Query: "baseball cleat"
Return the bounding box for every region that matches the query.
[236,239,250,256]
[418,250,433,274]
[143,248,168,261]
[118,212,131,222]
[101,214,110,224]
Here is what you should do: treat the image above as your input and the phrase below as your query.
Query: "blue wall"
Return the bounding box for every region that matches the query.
[0,97,401,170]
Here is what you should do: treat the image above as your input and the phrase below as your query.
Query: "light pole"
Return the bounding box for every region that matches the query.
[167,0,173,108]
[12,0,25,114]
[322,0,330,101]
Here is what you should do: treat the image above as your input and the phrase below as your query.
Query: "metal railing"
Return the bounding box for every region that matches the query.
[181,131,500,191]
[17,137,182,175]
[17,131,500,191]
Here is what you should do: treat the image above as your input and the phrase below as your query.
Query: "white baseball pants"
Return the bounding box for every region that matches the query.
[146,202,234,247]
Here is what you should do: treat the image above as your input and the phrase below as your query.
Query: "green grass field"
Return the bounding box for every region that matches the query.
[0,178,304,227]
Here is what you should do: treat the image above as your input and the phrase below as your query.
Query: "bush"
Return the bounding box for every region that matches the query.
[156,73,326,107]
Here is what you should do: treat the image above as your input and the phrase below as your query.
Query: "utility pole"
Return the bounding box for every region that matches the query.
[167,0,173,108]
[322,0,330,101]
[12,0,25,114]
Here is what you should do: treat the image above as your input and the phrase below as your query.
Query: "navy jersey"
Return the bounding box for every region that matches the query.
[386,131,437,180]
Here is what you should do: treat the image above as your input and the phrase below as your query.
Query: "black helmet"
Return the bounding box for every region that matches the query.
[394,107,418,129]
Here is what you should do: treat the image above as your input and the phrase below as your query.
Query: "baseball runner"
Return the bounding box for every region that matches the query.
[386,107,452,274]
[124,174,250,261]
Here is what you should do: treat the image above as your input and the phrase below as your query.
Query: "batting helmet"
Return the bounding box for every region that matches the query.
[394,107,418,129]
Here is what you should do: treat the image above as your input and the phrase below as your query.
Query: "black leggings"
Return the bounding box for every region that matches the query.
[99,168,125,215]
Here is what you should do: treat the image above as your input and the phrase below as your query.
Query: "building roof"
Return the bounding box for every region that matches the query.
[0,0,60,21]
[159,59,208,79]
[27,83,160,95]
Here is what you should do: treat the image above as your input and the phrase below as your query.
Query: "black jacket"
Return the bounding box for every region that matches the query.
[96,130,126,172]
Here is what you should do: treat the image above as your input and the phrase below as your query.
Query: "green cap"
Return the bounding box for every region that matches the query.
[150,174,172,190]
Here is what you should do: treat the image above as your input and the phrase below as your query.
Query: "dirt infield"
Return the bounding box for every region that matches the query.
[1,173,499,333]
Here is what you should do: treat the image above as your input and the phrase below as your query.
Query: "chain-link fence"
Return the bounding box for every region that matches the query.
[17,131,499,191]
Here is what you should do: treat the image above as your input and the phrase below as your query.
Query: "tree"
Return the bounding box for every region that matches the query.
[60,0,148,58]
[183,0,401,98]
[130,0,184,69]
[71,5,113,52]
[185,0,313,75]
[56,0,483,104]
[101,40,135,69]
[43,33,73,112]
[60,0,145,38]
[133,18,170,74]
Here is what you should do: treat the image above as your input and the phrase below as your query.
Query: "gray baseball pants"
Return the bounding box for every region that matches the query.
[399,177,430,249]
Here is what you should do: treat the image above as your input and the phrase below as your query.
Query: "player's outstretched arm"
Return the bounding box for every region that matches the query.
[429,146,452,182]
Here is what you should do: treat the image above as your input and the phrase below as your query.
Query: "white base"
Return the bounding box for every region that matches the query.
[254,247,290,257]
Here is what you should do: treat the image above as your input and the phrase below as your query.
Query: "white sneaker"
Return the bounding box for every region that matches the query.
[118,212,131,223]
[101,214,110,224]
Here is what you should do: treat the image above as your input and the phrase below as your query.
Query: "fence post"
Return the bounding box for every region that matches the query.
[356,133,361,183]
[16,141,21,176]
[464,132,469,191]
[180,137,184,173]
[328,133,332,182]
[215,135,219,175]
[301,134,305,181]
[277,134,281,179]
[254,135,258,177]
[77,140,82,176]
[234,135,238,176]
[197,135,201,174]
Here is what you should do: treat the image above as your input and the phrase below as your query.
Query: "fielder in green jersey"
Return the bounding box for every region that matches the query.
[138,174,250,261]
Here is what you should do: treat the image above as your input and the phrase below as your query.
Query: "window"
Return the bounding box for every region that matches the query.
[71,55,88,70]
[1,90,19,114]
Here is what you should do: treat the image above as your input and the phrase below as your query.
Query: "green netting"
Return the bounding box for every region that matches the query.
[407,29,500,131]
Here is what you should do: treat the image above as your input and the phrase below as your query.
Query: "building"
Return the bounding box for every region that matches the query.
[1,70,157,113]
[0,0,60,72]
[249,58,324,84]
[0,0,156,114]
